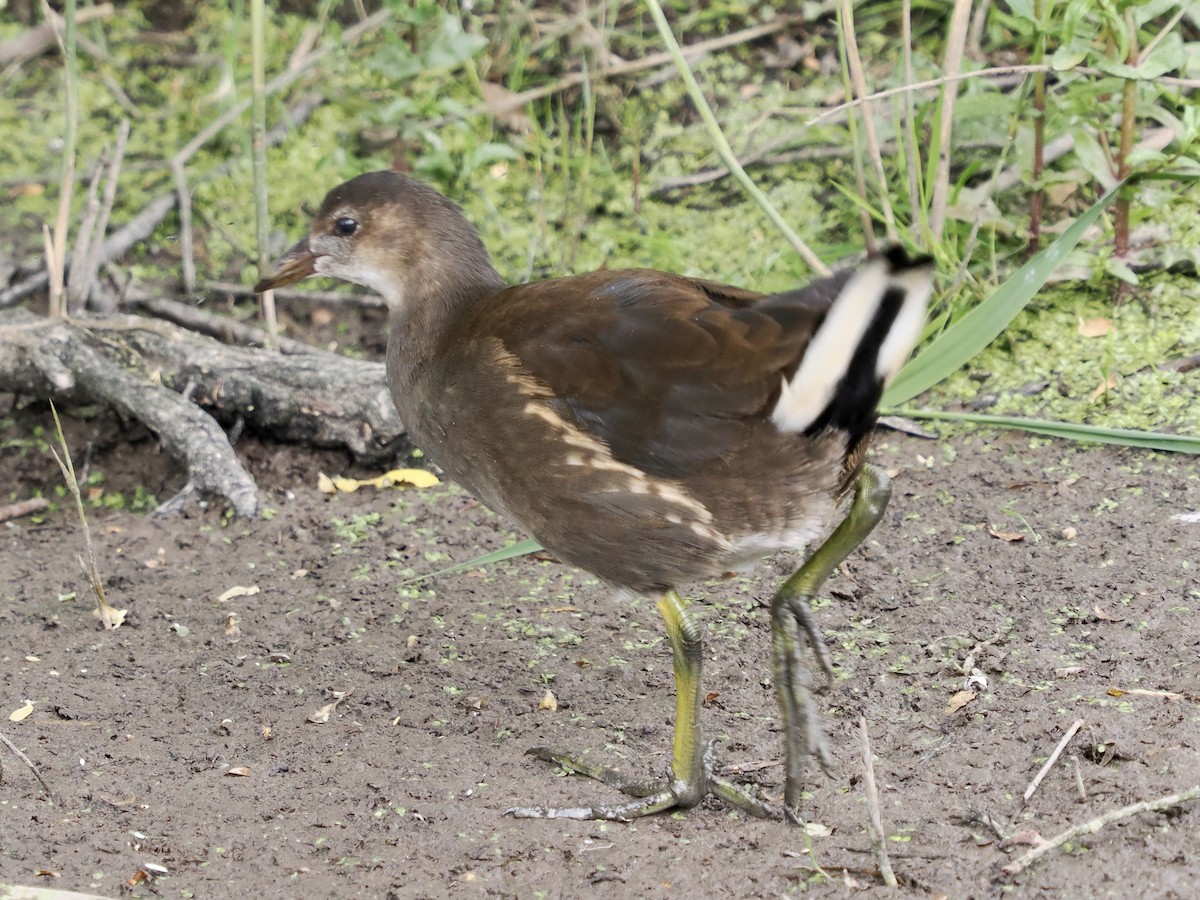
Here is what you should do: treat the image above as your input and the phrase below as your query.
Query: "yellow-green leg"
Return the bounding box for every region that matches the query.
[770,463,892,825]
[507,590,776,821]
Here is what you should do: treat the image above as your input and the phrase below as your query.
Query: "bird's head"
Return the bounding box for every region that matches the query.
[254,170,501,309]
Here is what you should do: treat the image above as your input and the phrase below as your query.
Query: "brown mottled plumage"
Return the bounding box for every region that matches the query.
[256,170,933,824]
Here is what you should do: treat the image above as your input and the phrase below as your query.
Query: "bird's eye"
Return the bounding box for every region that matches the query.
[334,217,358,237]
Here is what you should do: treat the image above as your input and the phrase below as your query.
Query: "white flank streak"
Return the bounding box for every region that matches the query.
[771,260,888,433]
[876,265,934,384]
[520,399,724,538]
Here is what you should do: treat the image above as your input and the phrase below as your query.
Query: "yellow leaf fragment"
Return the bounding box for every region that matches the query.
[9,700,35,722]
[1077,317,1113,338]
[308,702,336,724]
[218,585,260,603]
[94,604,128,629]
[330,475,364,493]
[319,469,440,494]
[988,528,1025,542]
[308,688,353,724]
[945,690,977,715]
[538,689,558,711]
[226,766,250,777]
[1088,373,1119,403]
[1112,687,1186,701]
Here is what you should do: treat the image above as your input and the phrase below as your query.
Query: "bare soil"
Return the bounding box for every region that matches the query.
[2,405,1198,898]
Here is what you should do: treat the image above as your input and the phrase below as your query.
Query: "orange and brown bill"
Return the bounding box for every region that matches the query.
[253,238,318,293]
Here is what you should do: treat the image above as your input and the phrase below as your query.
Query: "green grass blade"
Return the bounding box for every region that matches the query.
[401,538,543,585]
[883,181,1125,407]
[891,409,1200,453]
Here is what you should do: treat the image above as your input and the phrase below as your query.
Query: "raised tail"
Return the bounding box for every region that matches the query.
[769,247,934,444]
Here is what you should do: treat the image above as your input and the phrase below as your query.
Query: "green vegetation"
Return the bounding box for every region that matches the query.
[2,0,1196,477]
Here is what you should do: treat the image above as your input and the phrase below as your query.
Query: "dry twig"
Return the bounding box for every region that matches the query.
[929,0,972,240]
[1003,785,1200,875]
[837,0,896,244]
[0,2,112,67]
[48,402,126,629]
[461,19,792,123]
[859,717,898,887]
[1023,719,1085,804]
[0,728,55,801]
[0,497,50,523]
[129,293,320,355]
[0,307,404,515]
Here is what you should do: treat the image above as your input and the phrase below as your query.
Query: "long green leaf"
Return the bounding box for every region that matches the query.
[891,409,1200,454]
[883,181,1125,406]
[400,538,543,585]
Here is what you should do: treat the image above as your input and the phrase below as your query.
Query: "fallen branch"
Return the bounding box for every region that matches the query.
[0,2,113,67]
[0,308,405,514]
[0,497,50,523]
[129,293,321,355]
[1002,785,1200,876]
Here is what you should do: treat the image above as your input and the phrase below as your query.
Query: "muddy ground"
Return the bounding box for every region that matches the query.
[1,404,1198,899]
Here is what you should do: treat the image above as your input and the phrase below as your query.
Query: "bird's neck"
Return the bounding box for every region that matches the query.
[384,241,504,389]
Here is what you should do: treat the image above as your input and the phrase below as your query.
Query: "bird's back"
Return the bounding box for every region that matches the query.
[402,253,931,592]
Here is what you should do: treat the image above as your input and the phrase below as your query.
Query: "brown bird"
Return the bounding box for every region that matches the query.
[255,171,933,824]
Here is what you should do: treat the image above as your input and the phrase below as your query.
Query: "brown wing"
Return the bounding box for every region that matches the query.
[472,268,836,476]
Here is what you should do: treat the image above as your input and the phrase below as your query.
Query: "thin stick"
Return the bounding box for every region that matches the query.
[251,0,279,350]
[900,0,921,233]
[0,2,112,67]
[838,0,896,240]
[928,0,972,241]
[171,8,390,171]
[1023,719,1084,804]
[1028,0,1046,254]
[83,119,131,313]
[65,157,105,312]
[128,293,322,355]
[36,0,76,318]
[642,0,827,274]
[1003,785,1200,875]
[195,279,385,306]
[458,18,792,123]
[835,2,874,253]
[172,160,196,295]
[1113,8,1138,270]
[0,497,50,523]
[859,717,897,887]
[1072,756,1086,802]
[803,64,1052,129]
[47,402,121,629]
[166,10,389,296]
[1,95,323,310]
[0,729,55,801]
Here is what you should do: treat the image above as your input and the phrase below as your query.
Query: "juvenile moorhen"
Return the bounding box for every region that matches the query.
[255,171,934,824]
